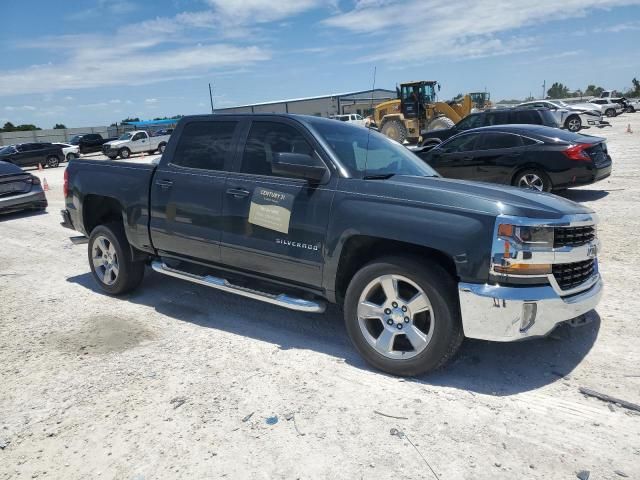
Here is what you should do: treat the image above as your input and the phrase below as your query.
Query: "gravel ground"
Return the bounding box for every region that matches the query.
[1,116,639,480]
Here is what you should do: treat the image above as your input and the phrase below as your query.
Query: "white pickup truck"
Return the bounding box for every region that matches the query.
[102,130,170,159]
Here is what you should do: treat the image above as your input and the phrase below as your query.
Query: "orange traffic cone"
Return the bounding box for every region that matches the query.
[627,123,633,134]
[38,163,43,171]
[43,178,50,191]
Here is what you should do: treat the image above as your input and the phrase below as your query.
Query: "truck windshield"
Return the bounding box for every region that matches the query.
[309,118,437,178]
[118,133,133,140]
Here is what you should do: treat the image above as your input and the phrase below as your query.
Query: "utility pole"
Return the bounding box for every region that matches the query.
[209,83,214,114]
[541,80,546,100]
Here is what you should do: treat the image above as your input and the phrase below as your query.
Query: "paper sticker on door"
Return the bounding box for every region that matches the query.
[248,188,294,234]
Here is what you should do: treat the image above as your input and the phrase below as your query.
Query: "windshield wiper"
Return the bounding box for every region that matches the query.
[363,173,395,180]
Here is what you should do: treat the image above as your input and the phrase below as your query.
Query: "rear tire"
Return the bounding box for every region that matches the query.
[118,147,131,159]
[87,222,145,295]
[344,255,463,376]
[380,119,408,143]
[46,155,60,168]
[158,142,167,153]
[565,115,582,132]
[426,116,455,132]
[513,168,552,192]
[605,108,616,117]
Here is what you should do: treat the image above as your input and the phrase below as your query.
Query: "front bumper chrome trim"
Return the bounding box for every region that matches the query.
[458,276,603,341]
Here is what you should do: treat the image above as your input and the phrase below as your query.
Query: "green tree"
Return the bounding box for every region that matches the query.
[1,122,16,132]
[53,123,66,129]
[121,117,140,123]
[547,82,570,99]
[585,84,604,96]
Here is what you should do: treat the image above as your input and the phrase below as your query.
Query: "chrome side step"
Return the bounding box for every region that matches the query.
[70,236,89,245]
[151,260,326,313]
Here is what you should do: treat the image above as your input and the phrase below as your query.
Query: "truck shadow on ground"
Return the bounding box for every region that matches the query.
[560,189,610,202]
[67,269,600,396]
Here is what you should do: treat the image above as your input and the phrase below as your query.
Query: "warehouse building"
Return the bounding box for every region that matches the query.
[214,89,396,117]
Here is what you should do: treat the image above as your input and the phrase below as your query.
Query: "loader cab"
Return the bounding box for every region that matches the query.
[398,81,438,119]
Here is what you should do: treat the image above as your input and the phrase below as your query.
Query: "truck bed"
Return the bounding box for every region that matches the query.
[64,158,157,253]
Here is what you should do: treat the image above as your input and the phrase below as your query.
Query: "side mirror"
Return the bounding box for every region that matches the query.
[272,152,329,183]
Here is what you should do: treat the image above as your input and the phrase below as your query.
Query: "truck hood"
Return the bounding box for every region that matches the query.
[366,175,593,219]
[105,140,128,148]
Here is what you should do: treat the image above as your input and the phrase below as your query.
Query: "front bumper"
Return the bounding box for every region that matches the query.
[458,276,603,341]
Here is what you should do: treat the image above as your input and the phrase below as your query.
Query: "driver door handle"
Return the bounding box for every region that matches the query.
[226,187,250,199]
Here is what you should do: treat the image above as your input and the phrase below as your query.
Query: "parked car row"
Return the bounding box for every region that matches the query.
[0,142,64,168]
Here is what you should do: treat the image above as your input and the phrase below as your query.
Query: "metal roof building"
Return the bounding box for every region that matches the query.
[213,89,396,117]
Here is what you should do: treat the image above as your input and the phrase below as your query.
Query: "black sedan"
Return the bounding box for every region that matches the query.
[0,161,47,215]
[414,125,612,192]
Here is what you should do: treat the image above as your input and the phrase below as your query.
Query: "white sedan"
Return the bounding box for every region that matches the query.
[54,143,80,162]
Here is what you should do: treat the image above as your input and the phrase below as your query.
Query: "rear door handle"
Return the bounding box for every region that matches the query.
[156,179,173,189]
[226,188,250,198]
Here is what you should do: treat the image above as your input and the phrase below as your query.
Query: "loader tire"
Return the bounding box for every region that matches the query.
[380,119,408,143]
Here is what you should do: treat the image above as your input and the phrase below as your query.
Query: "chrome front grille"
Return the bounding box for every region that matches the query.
[552,259,596,291]
[554,225,595,248]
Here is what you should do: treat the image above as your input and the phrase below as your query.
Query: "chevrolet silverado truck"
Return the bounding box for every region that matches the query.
[102,130,170,159]
[60,114,603,376]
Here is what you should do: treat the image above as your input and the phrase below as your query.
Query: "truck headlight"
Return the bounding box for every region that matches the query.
[498,224,554,248]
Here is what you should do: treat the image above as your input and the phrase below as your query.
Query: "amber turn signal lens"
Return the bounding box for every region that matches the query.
[494,263,552,275]
[498,224,514,237]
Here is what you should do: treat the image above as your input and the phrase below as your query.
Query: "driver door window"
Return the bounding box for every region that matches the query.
[240,122,313,178]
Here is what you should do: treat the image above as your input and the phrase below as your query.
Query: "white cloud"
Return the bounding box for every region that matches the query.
[0,44,269,96]
[145,98,158,104]
[324,0,640,62]
[4,105,36,111]
[206,0,322,23]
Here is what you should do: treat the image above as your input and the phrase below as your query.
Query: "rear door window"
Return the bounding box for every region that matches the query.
[456,114,485,130]
[171,121,238,171]
[512,110,543,125]
[439,134,479,153]
[476,133,523,150]
[485,111,510,125]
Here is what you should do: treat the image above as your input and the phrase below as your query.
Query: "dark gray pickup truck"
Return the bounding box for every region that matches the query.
[61,114,603,376]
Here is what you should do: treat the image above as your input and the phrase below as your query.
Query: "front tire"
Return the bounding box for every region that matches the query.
[513,168,552,192]
[344,256,463,376]
[380,119,408,143]
[118,147,131,159]
[46,155,60,168]
[88,223,145,295]
[565,115,582,132]
[605,108,616,117]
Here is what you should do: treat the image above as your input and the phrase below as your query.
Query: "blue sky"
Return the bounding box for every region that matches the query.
[1,0,639,128]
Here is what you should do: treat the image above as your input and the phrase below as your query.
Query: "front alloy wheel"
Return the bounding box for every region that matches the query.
[566,117,581,132]
[357,274,434,359]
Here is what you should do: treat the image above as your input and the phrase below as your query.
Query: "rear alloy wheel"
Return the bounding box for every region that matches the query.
[66,153,78,162]
[514,169,551,192]
[344,256,463,376]
[605,108,616,117]
[565,116,582,132]
[380,119,408,143]
[88,223,145,295]
[158,142,167,153]
[119,147,131,159]
[46,155,60,168]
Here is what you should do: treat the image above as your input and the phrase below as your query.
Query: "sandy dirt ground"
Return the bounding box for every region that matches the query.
[1,117,639,480]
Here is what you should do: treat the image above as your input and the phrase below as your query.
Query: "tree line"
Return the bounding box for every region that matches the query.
[546,77,640,99]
